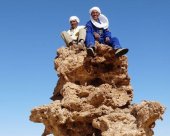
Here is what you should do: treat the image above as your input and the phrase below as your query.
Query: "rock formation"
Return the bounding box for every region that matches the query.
[30,43,165,136]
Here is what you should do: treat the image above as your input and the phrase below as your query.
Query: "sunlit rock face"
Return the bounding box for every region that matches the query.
[30,43,165,136]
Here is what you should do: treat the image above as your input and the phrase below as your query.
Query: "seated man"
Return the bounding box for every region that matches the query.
[61,16,86,48]
[85,7,128,57]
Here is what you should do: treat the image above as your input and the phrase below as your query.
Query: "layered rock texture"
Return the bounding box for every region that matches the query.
[30,43,165,136]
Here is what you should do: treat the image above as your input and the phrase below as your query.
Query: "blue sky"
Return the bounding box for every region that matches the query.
[0,0,170,135]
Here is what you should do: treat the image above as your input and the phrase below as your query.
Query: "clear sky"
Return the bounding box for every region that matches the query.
[0,0,170,136]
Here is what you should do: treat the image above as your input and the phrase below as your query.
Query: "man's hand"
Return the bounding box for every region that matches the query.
[93,32,100,40]
[105,37,110,43]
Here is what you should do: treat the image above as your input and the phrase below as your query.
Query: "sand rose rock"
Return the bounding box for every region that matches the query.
[30,43,165,136]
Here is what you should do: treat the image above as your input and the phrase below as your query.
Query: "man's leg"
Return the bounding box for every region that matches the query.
[61,31,73,47]
[77,28,86,50]
[85,31,96,57]
[110,37,129,57]
[110,37,122,49]
[78,28,86,43]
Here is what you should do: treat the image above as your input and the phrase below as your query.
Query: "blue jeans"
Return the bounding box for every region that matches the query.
[106,37,122,49]
[87,37,122,49]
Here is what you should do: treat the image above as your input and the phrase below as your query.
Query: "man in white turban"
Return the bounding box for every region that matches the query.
[61,16,86,48]
[85,7,128,57]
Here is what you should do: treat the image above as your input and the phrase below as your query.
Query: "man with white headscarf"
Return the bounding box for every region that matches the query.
[85,7,128,57]
[61,16,86,48]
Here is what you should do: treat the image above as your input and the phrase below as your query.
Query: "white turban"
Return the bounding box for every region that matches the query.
[89,7,101,14]
[69,16,80,23]
[89,7,109,29]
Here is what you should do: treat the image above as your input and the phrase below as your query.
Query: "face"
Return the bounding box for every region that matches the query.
[91,10,100,21]
[70,20,78,29]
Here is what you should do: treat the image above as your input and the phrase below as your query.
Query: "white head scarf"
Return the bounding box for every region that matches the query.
[69,16,80,23]
[89,7,109,29]
[89,7,101,14]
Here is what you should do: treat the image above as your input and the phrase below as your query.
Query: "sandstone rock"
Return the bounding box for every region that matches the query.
[131,101,165,128]
[30,43,165,136]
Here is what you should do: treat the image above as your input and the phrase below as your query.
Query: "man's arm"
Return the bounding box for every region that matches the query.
[104,28,111,38]
[104,28,111,43]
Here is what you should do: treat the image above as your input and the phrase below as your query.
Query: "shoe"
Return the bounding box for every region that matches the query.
[69,43,77,50]
[115,48,129,57]
[87,47,95,57]
[68,41,77,46]
[68,40,78,50]
[78,40,85,46]
[78,41,85,50]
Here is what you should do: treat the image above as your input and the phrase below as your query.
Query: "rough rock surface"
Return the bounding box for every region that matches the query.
[30,43,165,136]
